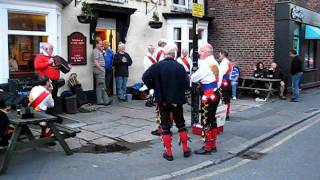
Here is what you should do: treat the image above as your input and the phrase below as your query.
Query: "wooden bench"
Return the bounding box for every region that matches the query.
[0,113,80,174]
[238,76,281,101]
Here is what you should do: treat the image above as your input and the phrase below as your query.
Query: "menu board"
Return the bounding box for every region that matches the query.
[68,32,87,65]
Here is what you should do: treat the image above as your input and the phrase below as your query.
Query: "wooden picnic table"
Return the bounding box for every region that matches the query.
[0,112,78,174]
[238,76,281,101]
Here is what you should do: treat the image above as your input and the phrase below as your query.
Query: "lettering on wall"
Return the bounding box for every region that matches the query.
[291,6,304,21]
[68,32,87,65]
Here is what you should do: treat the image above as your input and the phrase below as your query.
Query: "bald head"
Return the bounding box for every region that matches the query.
[181,48,188,57]
[41,43,54,56]
[271,62,277,69]
[199,43,213,60]
[147,45,155,54]
[158,39,167,47]
[163,42,177,59]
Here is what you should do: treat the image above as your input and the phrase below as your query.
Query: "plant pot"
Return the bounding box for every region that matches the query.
[77,15,94,24]
[149,21,163,29]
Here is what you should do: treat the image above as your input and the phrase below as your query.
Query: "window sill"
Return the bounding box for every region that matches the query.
[304,68,318,72]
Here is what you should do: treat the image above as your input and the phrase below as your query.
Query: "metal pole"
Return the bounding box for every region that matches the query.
[191,0,199,126]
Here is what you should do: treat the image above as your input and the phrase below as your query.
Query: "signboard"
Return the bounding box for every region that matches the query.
[192,3,204,18]
[68,32,87,65]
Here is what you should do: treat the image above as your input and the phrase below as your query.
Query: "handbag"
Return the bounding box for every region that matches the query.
[53,56,70,74]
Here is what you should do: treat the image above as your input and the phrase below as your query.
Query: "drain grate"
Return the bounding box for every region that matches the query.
[73,144,130,154]
[239,151,266,160]
[304,108,319,114]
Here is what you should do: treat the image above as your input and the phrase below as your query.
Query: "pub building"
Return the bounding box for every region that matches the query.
[207,0,320,88]
[0,0,211,97]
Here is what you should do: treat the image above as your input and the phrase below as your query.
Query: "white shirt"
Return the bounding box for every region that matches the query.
[143,52,156,71]
[191,55,220,90]
[177,56,193,73]
[29,85,54,111]
[155,47,165,62]
[219,58,230,87]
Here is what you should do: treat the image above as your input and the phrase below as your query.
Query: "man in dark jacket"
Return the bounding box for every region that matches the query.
[142,42,191,161]
[268,62,287,100]
[289,50,303,102]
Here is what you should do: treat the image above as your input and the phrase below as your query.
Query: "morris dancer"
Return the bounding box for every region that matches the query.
[191,43,220,154]
[143,42,191,161]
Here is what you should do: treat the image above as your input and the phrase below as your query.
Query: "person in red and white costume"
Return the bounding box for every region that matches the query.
[29,75,55,141]
[191,43,220,155]
[154,39,167,62]
[218,50,232,133]
[141,45,156,107]
[176,48,193,75]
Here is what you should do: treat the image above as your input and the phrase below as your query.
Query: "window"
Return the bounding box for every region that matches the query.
[7,12,48,75]
[174,28,182,57]
[173,0,188,8]
[304,40,317,69]
[293,23,301,55]
[189,28,204,51]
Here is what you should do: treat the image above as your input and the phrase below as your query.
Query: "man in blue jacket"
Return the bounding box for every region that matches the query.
[142,42,191,161]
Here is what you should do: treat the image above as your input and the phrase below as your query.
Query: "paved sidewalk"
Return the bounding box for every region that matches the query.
[1,87,320,179]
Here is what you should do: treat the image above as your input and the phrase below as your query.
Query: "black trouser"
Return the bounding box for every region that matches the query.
[51,79,65,101]
[221,80,232,104]
[105,70,113,94]
[159,103,186,134]
[200,95,220,129]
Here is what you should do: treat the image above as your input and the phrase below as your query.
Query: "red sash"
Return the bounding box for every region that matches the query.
[147,56,156,64]
[30,91,49,108]
[181,57,190,70]
[156,50,163,61]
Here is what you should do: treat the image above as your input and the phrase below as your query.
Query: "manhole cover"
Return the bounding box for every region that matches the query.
[304,108,319,114]
[73,144,130,154]
[239,151,266,160]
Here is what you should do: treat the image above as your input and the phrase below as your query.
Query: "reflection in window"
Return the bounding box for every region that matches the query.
[293,23,301,55]
[304,40,317,69]
[8,35,48,74]
[189,28,204,50]
[173,0,186,6]
[8,12,46,31]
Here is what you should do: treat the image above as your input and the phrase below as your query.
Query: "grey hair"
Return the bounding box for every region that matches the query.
[201,43,213,55]
[163,42,177,58]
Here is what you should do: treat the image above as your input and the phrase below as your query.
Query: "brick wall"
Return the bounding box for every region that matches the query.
[207,0,277,76]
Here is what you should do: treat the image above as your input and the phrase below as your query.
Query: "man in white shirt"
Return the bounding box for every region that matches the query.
[191,43,220,155]
[142,45,156,107]
[29,75,55,139]
[177,48,193,75]
[218,50,233,134]
[155,39,167,62]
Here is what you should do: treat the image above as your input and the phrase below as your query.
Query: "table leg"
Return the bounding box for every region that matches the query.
[0,126,22,174]
[22,125,35,141]
[47,122,73,155]
[239,79,246,98]
[265,82,273,101]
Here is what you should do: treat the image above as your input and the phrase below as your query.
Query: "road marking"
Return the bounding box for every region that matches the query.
[189,117,320,180]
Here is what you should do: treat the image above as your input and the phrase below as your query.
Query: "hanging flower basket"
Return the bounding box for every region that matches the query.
[77,15,95,24]
[149,21,163,29]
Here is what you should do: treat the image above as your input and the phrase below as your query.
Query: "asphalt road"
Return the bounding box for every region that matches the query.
[182,115,320,180]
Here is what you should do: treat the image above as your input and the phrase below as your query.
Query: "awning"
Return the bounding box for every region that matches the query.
[305,25,320,40]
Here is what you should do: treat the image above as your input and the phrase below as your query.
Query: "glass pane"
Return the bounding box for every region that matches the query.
[173,0,185,5]
[8,12,46,31]
[8,35,48,73]
[189,28,203,40]
[309,41,315,69]
[304,41,309,68]
[174,28,181,40]
[175,42,181,58]
[293,36,300,55]
[293,22,300,36]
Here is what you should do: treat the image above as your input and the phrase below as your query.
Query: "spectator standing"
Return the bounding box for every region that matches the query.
[230,61,240,100]
[103,41,114,95]
[113,43,133,101]
[142,42,191,161]
[289,50,303,102]
[93,40,112,105]
[268,62,287,100]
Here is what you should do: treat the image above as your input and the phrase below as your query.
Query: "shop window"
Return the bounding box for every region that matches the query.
[8,35,48,74]
[293,23,301,55]
[304,40,317,69]
[174,28,182,57]
[8,12,46,32]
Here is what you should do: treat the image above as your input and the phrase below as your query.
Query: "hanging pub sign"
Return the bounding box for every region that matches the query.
[68,32,87,65]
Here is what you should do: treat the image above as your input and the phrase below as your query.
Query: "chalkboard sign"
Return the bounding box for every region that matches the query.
[68,32,87,65]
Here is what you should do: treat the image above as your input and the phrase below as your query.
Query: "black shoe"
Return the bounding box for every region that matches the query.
[163,152,173,161]
[46,142,57,146]
[151,129,161,136]
[194,147,217,155]
[280,96,287,100]
[290,98,299,102]
[226,116,230,121]
[183,149,192,158]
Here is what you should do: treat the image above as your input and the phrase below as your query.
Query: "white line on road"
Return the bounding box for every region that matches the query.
[189,117,320,180]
